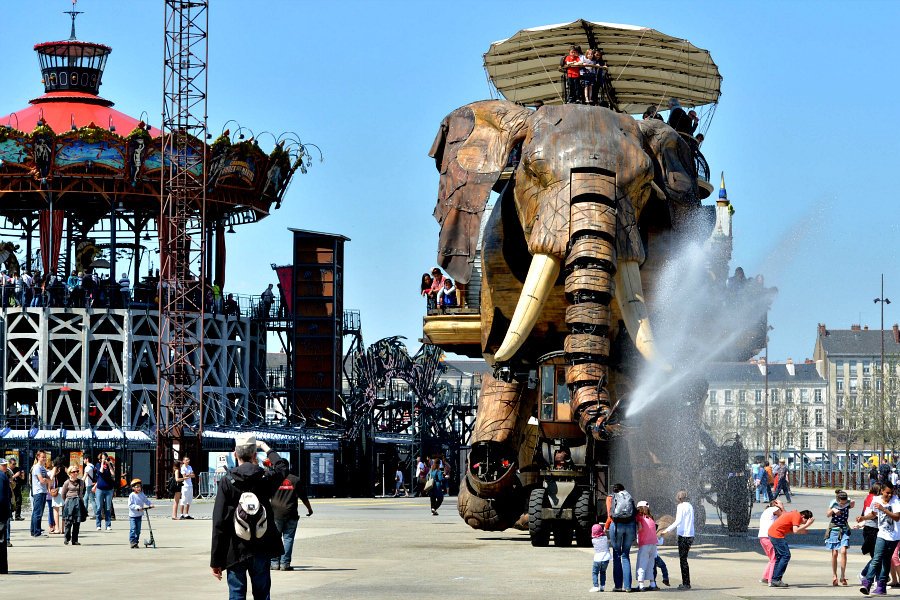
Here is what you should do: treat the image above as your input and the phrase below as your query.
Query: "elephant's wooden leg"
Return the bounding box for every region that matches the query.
[565,192,617,439]
[458,371,536,530]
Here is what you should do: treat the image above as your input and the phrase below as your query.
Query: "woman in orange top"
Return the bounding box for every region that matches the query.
[764,462,775,502]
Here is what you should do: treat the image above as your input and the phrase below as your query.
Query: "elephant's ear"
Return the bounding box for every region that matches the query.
[429,100,531,284]
[637,119,701,231]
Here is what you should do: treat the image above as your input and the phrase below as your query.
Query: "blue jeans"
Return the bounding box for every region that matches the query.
[95,488,113,528]
[592,560,609,588]
[609,521,636,590]
[84,487,96,517]
[271,518,298,567]
[227,555,271,600]
[773,480,791,502]
[769,536,791,581]
[865,538,899,585]
[46,496,54,527]
[31,492,46,536]
[129,516,142,544]
[653,554,668,581]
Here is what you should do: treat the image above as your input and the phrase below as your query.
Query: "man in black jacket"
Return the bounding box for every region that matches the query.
[0,458,11,574]
[211,433,289,599]
[667,98,699,136]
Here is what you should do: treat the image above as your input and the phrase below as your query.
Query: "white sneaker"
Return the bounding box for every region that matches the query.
[588,587,600,593]
[106,526,111,531]
[97,526,101,531]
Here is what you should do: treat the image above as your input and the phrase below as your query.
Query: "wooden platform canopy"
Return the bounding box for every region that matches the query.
[483,19,722,114]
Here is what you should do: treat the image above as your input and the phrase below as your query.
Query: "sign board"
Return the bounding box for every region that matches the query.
[305,440,340,451]
[207,451,290,472]
[309,452,334,486]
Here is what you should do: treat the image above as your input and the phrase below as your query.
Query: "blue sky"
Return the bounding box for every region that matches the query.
[1,1,898,363]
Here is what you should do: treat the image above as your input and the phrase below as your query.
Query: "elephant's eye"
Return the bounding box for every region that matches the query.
[522,153,552,187]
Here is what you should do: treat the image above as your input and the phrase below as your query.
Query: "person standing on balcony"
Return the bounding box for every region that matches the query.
[667,98,699,135]
[118,272,130,309]
[261,284,275,317]
[437,278,457,312]
[420,273,436,310]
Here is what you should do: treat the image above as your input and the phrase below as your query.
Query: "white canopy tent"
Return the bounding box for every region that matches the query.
[483,19,722,114]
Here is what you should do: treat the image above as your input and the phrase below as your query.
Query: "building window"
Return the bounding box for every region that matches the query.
[787,409,794,425]
[786,389,794,403]
[836,416,844,429]
[771,389,779,403]
[836,395,843,408]
[755,390,762,404]
[836,378,844,392]
[850,361,857,375]
[864,361,871,375]
[815,389,823,403]
[773,431,780,447]
[850,379,858,393]
[724,410,733,425]
[801,409,809,427]
[816,431,824,449]
[878,378,883,392]
[755,408,763,426]
[864,378,871,390]
[709,410,718,426]
[802,432,809,449]
[801,389,809,403]
[739,409,747,427]
[709,390,717,405]
[836,360,843,373]
[739,390,746,404]
[724,390,732,404]
[786,433,794,448]
[815,408,823,427]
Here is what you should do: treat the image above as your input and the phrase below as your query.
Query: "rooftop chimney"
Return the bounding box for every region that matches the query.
[894,324,899,344]
[865,325,869,330]
[786,358,795,376]
[816,359,825,379]
[852,324,861,331]
[818,323,827,337]
[757,357,766,376]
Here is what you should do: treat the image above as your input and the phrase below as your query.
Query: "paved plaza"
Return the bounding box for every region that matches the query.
[0,489,885,599]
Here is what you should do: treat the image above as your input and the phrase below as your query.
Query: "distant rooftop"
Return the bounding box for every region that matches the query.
[706,361,825,385]
[817,323,900,357]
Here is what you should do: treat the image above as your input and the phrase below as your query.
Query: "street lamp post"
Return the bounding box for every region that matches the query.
[764,325,775,464]
[875,275,891,463]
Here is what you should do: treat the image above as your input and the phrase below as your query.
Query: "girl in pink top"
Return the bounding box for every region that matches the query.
[635,501,659,591]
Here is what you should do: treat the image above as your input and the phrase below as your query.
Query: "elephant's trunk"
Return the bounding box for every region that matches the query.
[564,186,617,440]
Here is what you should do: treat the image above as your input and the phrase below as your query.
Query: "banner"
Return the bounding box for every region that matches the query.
[275,265,293,315]
[208,450,289,473]
[69,451,84,477]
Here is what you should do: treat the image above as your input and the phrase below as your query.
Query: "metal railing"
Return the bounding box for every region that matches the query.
[199,471,227,498]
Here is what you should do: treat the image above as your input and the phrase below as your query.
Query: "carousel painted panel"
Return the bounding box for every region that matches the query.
[210,143,266,192]
[55,136,126,172]
[0,136,28,167]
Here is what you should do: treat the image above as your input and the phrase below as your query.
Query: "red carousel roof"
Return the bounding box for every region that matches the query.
[34,40,111,56]
[0,92,161,136]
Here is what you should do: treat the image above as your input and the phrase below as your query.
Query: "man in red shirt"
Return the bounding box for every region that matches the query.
[767,509,814,587]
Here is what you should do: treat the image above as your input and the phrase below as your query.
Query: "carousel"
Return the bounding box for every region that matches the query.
[0,16,314,434]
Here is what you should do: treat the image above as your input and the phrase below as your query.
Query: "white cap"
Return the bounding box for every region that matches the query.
[636,500,649,508]
[235,432,257,448]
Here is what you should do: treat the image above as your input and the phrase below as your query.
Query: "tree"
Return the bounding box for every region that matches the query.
[876,354,900,459]
[834,387,875,485]
[767,382,802,462]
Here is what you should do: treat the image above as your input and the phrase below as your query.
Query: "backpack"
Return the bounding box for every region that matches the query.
[610,490,635,522]
[234,492,268,541]
[166,475,179,495]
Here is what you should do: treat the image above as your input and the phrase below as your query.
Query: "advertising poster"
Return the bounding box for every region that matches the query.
[208,451,290,472]
[4,450,19,465]
[309,452,334,486]
[69,451,84,477]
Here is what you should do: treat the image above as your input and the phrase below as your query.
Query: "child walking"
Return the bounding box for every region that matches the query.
[589,523,611,592]
[653,532,670,587]
[825,490,854,585]
[635,501,659,591]
[758,499,784,584]
[127,478,154,549]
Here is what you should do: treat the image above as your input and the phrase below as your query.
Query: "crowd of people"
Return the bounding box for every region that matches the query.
[391,455,451,516]
[752,457,793,503]
[590,485,695,592]
[420,267,458,312]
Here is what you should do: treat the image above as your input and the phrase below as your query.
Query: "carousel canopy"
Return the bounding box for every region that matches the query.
[483,19,722,113]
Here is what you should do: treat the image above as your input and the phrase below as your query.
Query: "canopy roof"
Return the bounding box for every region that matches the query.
[484,19,722,113]
[1,91,162,136]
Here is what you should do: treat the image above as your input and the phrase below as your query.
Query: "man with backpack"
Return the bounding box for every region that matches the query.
[608,483,637,592]
[211,433,289,599]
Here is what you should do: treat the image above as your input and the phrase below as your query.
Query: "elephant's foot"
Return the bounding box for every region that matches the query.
[457,476,524,531]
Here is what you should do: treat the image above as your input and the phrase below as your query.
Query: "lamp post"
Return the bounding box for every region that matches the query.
[764,325,775,464]
[875,274,891,463]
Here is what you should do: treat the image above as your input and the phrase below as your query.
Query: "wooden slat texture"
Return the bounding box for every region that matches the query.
[566,237,617,268]
[565,269,615,295]
[565,303,611,327]
[570,203,616,238]
[564,334,610,356]
[566,363,608,385]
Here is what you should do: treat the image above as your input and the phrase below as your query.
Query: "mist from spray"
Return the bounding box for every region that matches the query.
[625,240,774,417]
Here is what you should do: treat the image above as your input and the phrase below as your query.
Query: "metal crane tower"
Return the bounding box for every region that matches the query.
[157,0,209,491]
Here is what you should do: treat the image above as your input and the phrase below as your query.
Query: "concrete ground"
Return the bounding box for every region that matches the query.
[0,490,885,599]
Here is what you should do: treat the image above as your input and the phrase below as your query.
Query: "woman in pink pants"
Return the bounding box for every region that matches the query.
[758,499,785,584]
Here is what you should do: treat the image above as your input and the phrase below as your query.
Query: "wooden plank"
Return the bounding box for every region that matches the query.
[564,269,615,295]
[564,334,610,356]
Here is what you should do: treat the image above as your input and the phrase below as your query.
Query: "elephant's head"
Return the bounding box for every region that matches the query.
[430,100,700,437]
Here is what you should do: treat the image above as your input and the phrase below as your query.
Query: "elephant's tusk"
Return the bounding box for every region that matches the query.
[614,260,658,361]
[493,253,561,362]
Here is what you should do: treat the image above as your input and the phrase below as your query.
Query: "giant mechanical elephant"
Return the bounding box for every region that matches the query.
[429,100,706,530]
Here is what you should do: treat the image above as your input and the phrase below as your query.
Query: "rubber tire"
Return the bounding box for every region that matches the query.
[528,487,550,547]
[574,488,593,547]
[553,520,573,547]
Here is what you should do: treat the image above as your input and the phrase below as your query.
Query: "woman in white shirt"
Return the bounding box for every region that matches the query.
[662,489,696,590]
[758,500,785,584]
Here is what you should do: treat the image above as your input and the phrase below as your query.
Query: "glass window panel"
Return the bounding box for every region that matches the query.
[555,367,571,422]
[540,366,554,420]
